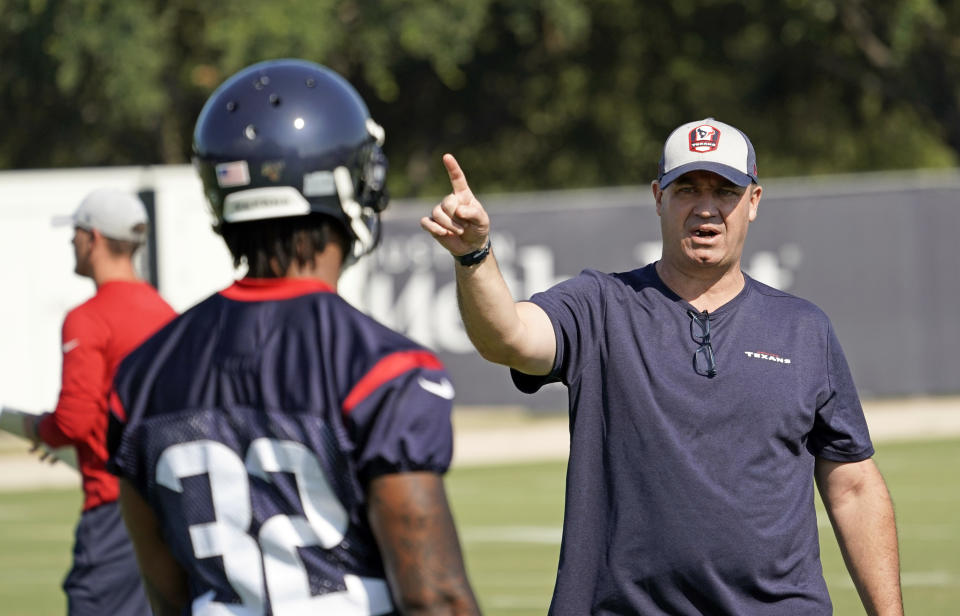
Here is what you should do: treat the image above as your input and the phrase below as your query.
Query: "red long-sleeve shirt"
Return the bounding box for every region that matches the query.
[38,280,175,510]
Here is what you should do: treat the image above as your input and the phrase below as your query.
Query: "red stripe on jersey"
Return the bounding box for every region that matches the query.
[220,278,335,302]
[343,350,444,414]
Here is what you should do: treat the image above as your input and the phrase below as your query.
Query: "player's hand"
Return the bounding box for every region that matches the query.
[22,414,57,464]
[420,154,491,258]
[29,442,61,465]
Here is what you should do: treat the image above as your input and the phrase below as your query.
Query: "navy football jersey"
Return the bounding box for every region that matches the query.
[108,278,456,615]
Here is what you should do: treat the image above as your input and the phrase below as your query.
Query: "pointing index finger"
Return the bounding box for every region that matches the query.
[443,153,472,196]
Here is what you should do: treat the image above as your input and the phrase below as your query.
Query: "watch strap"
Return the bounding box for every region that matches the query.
[455,238,492,266]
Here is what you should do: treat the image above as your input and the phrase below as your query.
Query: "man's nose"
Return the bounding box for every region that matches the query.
[693,195,720,217]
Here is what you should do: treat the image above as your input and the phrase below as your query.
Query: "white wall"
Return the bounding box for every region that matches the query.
[1,168,145,411]
[0,166,231,412]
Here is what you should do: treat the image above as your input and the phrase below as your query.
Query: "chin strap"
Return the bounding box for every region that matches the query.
[333,166,375,262]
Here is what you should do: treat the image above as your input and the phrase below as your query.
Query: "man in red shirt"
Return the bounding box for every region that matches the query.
[21,188,176,615]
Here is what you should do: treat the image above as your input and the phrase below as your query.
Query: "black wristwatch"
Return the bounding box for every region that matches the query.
[455,238,492,266]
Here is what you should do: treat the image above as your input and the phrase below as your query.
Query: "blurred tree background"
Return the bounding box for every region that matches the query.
[1,0,957,197]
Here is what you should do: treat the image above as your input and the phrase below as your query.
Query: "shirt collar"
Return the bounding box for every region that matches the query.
[219,277,335,302]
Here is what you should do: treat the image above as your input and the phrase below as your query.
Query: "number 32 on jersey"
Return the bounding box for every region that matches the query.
[156,438,393,615]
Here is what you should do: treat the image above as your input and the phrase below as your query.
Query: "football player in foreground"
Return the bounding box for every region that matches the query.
[107,59,479,616]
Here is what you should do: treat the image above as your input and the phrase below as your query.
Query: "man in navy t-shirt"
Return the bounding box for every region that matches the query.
[107,60,479,616]
[421,118,903,615]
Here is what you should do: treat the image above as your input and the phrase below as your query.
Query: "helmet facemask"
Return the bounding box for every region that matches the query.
[335,119,388,264]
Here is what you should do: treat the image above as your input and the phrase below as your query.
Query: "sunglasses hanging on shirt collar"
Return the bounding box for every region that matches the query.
[688,309,718,378]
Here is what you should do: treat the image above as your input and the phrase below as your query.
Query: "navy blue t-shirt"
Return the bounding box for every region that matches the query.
[512,264,873,615]
[108,277,456,616]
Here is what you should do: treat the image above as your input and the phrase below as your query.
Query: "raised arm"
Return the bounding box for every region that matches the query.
[420,154,555,375]
[367,471,480,615]
[814,457,903,616]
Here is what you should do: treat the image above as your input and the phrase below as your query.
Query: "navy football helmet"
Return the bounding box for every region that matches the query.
[193,59,388,261]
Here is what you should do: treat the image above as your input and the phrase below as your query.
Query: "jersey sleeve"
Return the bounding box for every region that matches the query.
[807,321,874,461]
[342,350,454,485]
[511,270,606,394]
[105,357,145,486]
[37,307,110,448]
[106,318,175,489]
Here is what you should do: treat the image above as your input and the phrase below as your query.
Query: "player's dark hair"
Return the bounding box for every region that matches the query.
[220,214,351,277]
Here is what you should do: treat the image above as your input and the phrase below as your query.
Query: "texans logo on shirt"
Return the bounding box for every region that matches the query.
[744,350,792,365]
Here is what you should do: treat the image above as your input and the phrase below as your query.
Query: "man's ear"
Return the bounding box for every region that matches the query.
[748,184,762,222]
[651,181,664,216]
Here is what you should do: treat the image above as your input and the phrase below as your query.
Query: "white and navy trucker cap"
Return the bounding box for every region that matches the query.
[657,118,758,189]
[53,188,148,243]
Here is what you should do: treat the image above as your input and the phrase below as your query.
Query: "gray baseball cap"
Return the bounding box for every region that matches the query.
[54,189,148,243]
[657,118,758,189]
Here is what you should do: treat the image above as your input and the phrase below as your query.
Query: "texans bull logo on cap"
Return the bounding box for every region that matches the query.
[689,124,721,153]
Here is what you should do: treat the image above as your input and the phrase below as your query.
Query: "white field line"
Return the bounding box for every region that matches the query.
[463,524,959,589]
[483,596,552,610]
[461,525,562,544]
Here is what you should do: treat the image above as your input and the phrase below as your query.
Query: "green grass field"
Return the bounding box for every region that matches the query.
[1,438,957,615]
